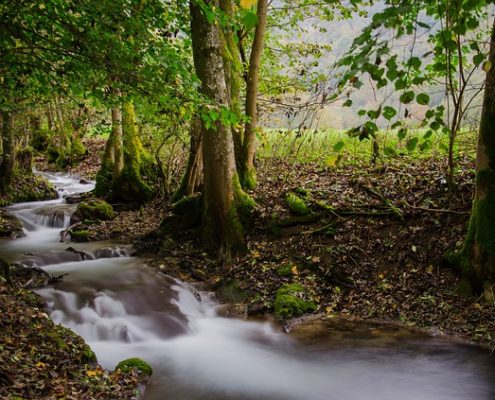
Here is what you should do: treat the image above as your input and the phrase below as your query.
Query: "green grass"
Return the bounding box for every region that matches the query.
[257,127,478,166]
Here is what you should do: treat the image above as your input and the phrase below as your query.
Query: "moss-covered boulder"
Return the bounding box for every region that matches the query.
[115,357,153,377]
[71,198,114,225]
[285,192,311,216]
[0,210,24,238]
[70,229,90,242]
[273,283,317,320]
[0,172,57,206]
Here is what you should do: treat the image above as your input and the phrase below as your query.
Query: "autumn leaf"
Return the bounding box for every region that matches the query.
[240,0,258,9]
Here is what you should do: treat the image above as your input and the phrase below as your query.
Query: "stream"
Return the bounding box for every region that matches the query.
[1,172,495,400]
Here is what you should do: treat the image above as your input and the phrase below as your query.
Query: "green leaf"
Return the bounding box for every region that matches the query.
[473,53,485,66]
[333,141,345,152]
[343,99,353,107]
[242,11,258,30]
[406,137,419,152]
[382,106,397,121]
[416,93,430,105]
[358,109,366,116]
[398,128,408,140]
[399,91,415,104]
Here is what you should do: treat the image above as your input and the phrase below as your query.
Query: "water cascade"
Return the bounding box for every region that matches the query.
[1,172,494,400]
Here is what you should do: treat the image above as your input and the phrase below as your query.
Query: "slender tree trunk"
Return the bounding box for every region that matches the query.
[461,17,495,291]
[190,0,250,256]
[241,0,268,190]
[111,105,124,179]
[219,0,244,169]
[173,116,203,201]
[0,110,15,194]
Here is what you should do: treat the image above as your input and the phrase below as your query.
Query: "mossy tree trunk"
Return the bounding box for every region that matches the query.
[241,0,267,190]
[219,0,244,171]
[114,101,152,203]
[0,110,15,194]
[95,104,121,197]
[190,0,249,257]
[461,16,495,291]
[173,116,203,201]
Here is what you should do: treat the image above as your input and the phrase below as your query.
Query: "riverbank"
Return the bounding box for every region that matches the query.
[80,154,494,350]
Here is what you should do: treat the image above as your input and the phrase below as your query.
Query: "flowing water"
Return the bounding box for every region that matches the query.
[1,172,495,400]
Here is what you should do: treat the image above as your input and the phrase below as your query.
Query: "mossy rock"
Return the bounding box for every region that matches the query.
[3,172,58,204]
[273,283,316,320]
[215,279,248,303]
[285,192,310,216]
[74,199,114,222]
[81,344,97,363]
[115,357,153,376]
[70,229,90,242]
[31,128,52,151]
[0,211,24,238]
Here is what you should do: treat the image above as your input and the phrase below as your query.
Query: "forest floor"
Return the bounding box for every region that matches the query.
[2,139,494,398]
[69,139,495,350]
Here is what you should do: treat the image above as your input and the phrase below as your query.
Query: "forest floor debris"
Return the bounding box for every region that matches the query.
[86,154,494,349]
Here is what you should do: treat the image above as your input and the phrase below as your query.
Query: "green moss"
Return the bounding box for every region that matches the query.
[76,199,114,221]
[276,263,293,277]
[81,345,97,363]
[31,128,51,151]
[95,164,113,198]
[71,139,86,158]
[115,357,153,376]
[215,279,248,303]
[233,174,256,218]
[273,283,317,319]
[71,229,90,242]
[285,192,311,216]
[475,192,495,256]
[294,187,310,199]
[172,193,202,216]
[47,145,61,164]
[243,168,257,191]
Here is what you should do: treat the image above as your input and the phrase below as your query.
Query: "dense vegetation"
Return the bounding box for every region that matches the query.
[1,0,495,396]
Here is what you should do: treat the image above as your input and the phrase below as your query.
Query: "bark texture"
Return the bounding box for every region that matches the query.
[0,111,15,194]
[190,0,248,256]
[461,16,495,291]
[241,0,268,189]
[174,116,203,201]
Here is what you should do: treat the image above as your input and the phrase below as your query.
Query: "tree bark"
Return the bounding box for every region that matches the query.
[461,16,495,291]
[219,0,244,170]
[241,0,268,190]
[173,116,203,201]
[190,0,248,256]
[0,110,15,194]
[114,101,152,203]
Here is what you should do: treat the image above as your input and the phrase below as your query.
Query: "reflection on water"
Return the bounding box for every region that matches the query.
[1,172,494,400]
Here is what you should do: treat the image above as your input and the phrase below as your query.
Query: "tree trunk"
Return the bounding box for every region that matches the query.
[111,105,124,179]
[114,101,152,203]
[173,116,203,201]
[95,107,119,197]
[0,111,15,194]
[219,0,244,170]
[241,0,268,190]
[461,16,495,291]
[190,0,251,257]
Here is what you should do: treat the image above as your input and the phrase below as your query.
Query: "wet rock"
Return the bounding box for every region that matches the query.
[70,198,114,225]
[0,211,24,239]
[64,191,93,204]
